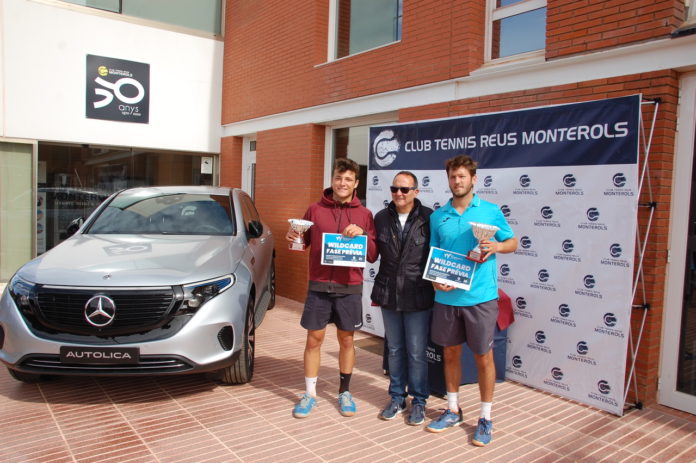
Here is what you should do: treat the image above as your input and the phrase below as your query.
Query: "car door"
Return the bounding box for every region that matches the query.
[237,192,273,320]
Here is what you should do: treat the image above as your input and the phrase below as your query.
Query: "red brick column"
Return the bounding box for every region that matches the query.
[220,136,243,188]
[254,124,326,303]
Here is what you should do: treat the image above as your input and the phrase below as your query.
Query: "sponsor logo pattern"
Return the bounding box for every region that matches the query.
[544,367,571,391]
[513,174,539,196]
[550,303,577,327]
[514,235,538,257]
[527,330,552,354]
[506,354,528,378]
[534,206,561,228]
[555,173,585,196]
[365,96,640,415]
[554,239,582,263]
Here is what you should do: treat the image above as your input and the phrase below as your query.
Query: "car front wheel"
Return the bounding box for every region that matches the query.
[216,295,255,385]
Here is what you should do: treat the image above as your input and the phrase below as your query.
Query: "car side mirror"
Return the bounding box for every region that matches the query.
[247,220,263,238]
[66,217,85,237]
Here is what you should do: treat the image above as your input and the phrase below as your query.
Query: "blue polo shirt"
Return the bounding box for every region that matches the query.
[429,195,514,306]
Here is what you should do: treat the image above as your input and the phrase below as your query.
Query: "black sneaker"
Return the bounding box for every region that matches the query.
[379,398,405,420]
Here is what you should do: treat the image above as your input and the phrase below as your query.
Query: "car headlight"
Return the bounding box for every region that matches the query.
[180,275,235,313]
[8,274,37,314]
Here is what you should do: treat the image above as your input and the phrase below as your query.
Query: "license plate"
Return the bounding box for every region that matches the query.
[60,346,140,364]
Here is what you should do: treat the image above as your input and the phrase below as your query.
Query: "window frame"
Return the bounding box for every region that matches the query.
[485,0,547,64]
[327,0,402,62]
[56,0,224,39]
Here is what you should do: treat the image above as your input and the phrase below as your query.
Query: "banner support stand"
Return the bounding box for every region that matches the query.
[624,99,659,413]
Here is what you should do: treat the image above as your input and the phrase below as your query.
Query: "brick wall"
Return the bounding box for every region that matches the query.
[546,0,686,59]
[400,70,680,406]
[222,1,683,124]
[222,0,484,124]
[220,136,243,188]
[252,124,327,302]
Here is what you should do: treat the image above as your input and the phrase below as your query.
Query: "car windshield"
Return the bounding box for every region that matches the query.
[86,193,235,235]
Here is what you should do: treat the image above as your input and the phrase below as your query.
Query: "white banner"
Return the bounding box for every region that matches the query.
[363,95,641,415]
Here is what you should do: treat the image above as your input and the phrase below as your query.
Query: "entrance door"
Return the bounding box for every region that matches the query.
[242,137,256,199]
[660,73,696,414]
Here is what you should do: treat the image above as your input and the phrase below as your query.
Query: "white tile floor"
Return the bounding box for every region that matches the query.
[1,295,695,463]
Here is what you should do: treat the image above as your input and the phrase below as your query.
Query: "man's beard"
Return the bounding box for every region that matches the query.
[452,184,473,198]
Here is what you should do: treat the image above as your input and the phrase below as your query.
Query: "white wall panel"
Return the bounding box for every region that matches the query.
[1,0,222,152]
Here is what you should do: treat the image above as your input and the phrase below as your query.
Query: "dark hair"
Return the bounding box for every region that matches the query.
[445,155,477,176]
[394,171,419,188]
[333,157,360,178]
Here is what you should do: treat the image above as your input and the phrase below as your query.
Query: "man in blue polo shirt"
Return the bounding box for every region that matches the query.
[426,155,517,447]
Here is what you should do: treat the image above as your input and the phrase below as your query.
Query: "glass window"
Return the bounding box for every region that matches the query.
[61,0,119,12]
[239,194,260,223]
[0,143,33,281]
[488,0,546,61]
[239,193,262,236]
[87,193,233,235]
[37,143,217,251]
[60,0,222,35]
[335,0,402,59]
[333,126,370,203]
[122,0,222,35]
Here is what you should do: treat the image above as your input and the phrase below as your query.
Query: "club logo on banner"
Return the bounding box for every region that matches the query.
[86,54,150,123]
[373,130,400,167]
[556,173,585,196]
[550,303,577,328]
[514,235,538,258]
[513,296,532,320]
[364,95,641,415]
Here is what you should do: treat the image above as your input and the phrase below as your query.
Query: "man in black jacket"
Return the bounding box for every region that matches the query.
[371,171,434,425]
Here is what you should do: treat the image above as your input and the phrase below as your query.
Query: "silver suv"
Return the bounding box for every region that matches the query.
[0,186,275,384]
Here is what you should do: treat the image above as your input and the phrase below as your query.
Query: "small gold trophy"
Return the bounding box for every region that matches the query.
[288,219,313,251]
[466,222,500,263]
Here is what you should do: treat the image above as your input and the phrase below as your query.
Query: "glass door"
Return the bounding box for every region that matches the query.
[677,164,696,401]
[660,73,696,414]
[242,137,256,199]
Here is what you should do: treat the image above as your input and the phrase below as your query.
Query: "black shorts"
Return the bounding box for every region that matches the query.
[430,300,498,355]
[301,291,363,331]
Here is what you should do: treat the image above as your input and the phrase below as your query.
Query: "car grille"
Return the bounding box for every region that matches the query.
[19,355,193,374]
[32,286,179,336]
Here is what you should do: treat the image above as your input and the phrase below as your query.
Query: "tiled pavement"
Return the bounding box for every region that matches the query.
[1,295,696,463]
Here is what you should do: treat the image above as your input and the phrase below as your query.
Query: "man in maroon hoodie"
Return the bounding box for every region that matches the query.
[286,158,378,418]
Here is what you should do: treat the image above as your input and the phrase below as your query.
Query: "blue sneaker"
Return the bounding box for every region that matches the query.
[472,417,493,446]
[408,403,425,426]
[338,391,356,416]
[293,393,316,418]
[379,398,405,420]
[426,408,463,433]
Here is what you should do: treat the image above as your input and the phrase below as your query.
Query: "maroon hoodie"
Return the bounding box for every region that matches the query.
[301,188,378,292]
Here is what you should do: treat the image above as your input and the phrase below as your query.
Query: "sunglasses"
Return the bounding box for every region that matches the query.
[390,186,417,194]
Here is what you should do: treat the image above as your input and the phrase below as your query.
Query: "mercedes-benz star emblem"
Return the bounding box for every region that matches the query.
[84,295,117,327]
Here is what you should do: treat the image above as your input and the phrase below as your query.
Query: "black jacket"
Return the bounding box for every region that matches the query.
[370,199,435,312]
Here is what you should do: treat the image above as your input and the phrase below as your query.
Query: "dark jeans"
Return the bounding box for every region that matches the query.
[381,308,431,405]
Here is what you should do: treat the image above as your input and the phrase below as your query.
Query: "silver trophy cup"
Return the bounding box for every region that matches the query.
[467,222,500,263]
[288,219,313,251]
